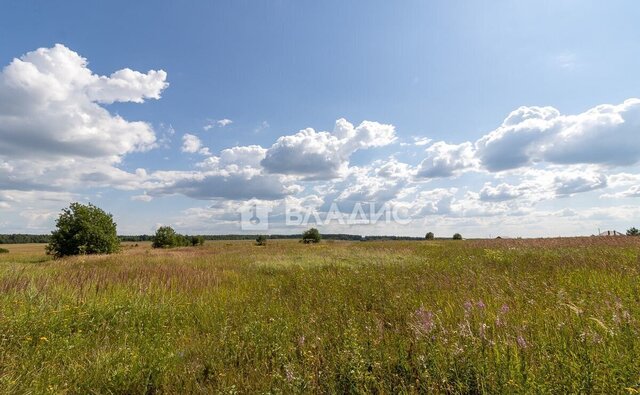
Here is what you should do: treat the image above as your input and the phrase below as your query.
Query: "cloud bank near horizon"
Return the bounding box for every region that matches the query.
[1,44,639,236]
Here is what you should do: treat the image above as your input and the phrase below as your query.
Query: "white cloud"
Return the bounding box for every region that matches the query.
[262,118,396,180]
[0,44,167,192]
[478,183,524,202]
[554,172,607,196]
[147,170,299,201]
[416,142,477,178]
[477,99,640,171]
[86,68,168,104]
[203,118,233,130]
[413,137,432,146]
[601,185,640,198]
[181,134,211,155]
[131,194,153,202]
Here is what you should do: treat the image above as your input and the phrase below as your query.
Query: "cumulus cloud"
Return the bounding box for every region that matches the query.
[0,44,167,192]
[144,144,298,201]
[477,99,640,171]
[86,68,168,104]
[261,118,396,180]
[554,172,607,196]
[181,134,211,155]
[416,142,477,178]
[478,183,524,202]
[147,170,298,201]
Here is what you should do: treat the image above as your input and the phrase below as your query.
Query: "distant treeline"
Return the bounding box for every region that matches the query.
[1,233,426,244]
[0,234,51,244]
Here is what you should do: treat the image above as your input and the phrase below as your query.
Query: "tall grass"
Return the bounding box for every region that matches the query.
[0,238,638,393]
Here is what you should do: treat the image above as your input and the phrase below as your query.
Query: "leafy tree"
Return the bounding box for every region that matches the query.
[256,235,268,246]
[452,233,462,240]
[190,235,205,246]
[302,228,321,244]
[46,203,120,258]
[152,226,179,248]
[627,227,640,236]
[425,232,434,240]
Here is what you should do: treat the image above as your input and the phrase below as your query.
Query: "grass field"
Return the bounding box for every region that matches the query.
[0,238,639,394]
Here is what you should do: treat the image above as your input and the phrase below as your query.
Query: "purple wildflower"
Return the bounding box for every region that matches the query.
[413,307,435,336]
[517,335,528,349]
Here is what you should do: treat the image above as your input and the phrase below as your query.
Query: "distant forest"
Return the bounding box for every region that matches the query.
[0,233,425,244]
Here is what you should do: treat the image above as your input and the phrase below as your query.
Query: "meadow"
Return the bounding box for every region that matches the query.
[0,237,638,394]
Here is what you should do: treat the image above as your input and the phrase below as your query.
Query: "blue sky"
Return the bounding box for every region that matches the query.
[1,1,640,236]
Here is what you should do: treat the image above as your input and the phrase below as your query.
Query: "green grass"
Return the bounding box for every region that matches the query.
[0,238,638,393]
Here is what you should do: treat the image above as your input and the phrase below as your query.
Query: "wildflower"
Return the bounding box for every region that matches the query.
[500,304,510,314]
[413,307,435,336]
[476,300,486,309]
[285,366,295,382]
[463,300,473,313]
[516,335,527,349]
[478,323,488,339]
[39,336,49,342]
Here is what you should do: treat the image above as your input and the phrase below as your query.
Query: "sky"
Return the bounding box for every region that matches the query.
[1,0,640,237]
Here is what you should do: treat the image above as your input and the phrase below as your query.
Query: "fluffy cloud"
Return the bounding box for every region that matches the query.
[261,118,396,180]
[554,172,607,196]
[476,106,559,171]
[416,142,477,178]
[478,183,524,202]
[145,144,298,201]
[477,99,640,171]
[149,172,296,200]
[0,44,167,192]
[181,134,211,155]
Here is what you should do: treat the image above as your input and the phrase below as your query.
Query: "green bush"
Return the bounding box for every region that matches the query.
[256,235,268,246]
[453,233,462,240]
[301,228,321,244]
[152,226,178,248]
[190,235,205,246]
[627,227,639,236]
[46,203,120,258]
[152,227,201,248]
[0,248,9,254]
[425,232,434,240]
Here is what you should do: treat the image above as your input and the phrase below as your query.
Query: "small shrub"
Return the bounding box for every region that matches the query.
[190,235,205,246]
[453,233,462,240]
[627,227,639,236]
[0,248,9,254]
[302,228,321,244]
[153,228,203,248]
[425,232,434,240]
[256,235,268,246]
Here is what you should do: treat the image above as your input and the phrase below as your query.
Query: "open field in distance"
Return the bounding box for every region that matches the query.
[0,238,639,393]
